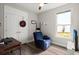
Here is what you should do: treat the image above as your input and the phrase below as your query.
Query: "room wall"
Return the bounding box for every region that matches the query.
[38,4,79,47]
[5,5,38,43]
[27,11,38,42]
[1,3,79,46]
[0,4,4,39]
[0,4,38,43]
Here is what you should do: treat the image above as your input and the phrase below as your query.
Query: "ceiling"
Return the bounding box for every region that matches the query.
[6,3,67,14]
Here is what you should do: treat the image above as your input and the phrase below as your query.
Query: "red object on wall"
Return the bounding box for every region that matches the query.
[20,20,26,27]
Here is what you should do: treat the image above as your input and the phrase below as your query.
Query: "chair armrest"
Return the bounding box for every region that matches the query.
[36,39,51,49]
[43,35,50,40]
[36,39,45,44]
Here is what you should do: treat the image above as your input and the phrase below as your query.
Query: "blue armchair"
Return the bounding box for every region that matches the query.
[33,32,51,50]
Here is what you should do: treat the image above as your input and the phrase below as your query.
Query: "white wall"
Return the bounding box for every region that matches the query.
[1,3,79,46]
[0,4,4,39]
[38,4,79,47]
[5,5,38,43]
[0,4,38,43]
[27,11,38,42]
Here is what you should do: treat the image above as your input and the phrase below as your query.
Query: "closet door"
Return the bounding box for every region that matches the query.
[4,6,28,44]
[4,12,19,40]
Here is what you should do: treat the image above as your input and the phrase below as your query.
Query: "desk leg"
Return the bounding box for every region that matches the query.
[19,48,21,55]
[10,51,13,54]
[19,43,22,55]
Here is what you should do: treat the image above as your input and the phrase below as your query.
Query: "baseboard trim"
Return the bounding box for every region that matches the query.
[52,42,67,49]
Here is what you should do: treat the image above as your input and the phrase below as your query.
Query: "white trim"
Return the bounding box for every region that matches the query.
[55,11,71,39]
[52,42,67,48]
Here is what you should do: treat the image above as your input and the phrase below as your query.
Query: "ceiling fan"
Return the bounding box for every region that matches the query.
[38,3,48,10]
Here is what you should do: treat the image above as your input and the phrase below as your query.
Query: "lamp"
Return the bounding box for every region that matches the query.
[31,20,41,32]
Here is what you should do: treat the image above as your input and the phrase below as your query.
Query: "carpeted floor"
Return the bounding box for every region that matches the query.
[26,42,67,55]
[7,42,67,55]
[6,42,79,55]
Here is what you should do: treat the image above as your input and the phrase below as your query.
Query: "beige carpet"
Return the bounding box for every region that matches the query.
[26,42,67,55]
[6,42,79,55]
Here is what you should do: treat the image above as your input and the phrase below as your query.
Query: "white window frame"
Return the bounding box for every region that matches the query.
[56,11,71,39]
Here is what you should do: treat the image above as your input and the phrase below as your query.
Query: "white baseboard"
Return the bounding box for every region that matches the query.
[52,42,67,48]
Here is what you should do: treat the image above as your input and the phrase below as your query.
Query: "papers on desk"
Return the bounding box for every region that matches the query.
[0,42,4,44]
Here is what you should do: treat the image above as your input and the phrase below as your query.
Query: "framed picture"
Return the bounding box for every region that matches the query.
[31,20,36,24]
[19,20,26,27]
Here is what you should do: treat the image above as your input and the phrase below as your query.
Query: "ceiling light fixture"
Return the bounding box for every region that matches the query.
[38,3,44,10]
[38,3,48,10]
[39,3,44,7]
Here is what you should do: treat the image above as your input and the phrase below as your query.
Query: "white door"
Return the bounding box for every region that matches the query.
[4,12,19,40]
[4,11,28,44]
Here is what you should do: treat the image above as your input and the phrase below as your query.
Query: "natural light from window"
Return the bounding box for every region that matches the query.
[56,11,71,39]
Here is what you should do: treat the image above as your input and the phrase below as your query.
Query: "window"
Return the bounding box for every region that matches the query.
[56,11,71,39]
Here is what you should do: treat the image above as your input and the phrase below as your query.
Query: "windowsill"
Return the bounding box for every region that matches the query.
[55,36,71,40]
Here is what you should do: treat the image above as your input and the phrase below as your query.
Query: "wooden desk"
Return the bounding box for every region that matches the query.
[0,38,21,55]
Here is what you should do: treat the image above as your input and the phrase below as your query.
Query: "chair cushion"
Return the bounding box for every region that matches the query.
[43,35,50,39]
